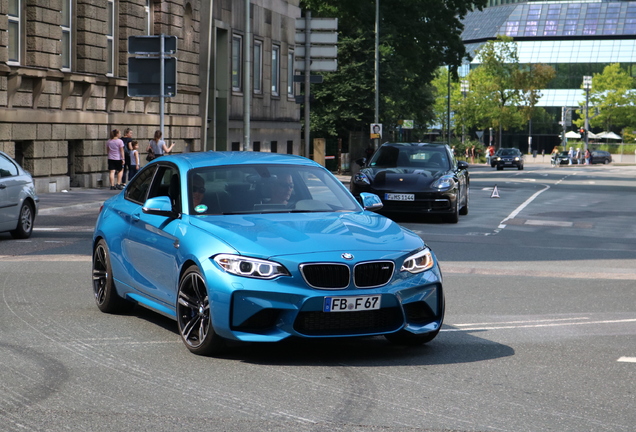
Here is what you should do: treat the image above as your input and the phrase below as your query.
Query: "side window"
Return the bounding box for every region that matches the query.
[0,155,19,177]
[125,166,156,203]
[148,166,181,210]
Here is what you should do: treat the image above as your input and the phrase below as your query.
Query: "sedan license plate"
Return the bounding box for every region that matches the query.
[323,295,381,312]
[385,193,414,201]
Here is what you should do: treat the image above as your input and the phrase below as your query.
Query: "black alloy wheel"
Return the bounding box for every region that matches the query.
[92,239,133,313]
[177,265,226,356]
[10,202,34,239]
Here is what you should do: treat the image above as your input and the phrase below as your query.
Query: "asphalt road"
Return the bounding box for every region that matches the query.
[1,163,635,431]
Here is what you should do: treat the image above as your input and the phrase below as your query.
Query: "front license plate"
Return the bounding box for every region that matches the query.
[323,295,381,312]
[385,193,414,201]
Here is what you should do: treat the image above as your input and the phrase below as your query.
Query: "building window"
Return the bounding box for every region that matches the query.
[61,0,72,70]
[287,140,294,154]
[272,44,280,96]
[106,0,115,75]
[287,50,295,97]
[253,141,261,152]
[505,21,519,37]
[232,35,242,92]
[8,0,21,64]
[253,40,263,94]
[271,141,278,153]
[231,142,241,151]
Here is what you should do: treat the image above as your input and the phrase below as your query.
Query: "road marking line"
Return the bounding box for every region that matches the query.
[443,318,636,332]
[524,220,573,227]
[498,184,550,229]
[617,357,636,363]
[454,317,589,327]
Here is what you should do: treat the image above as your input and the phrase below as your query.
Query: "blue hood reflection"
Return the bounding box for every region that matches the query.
[189,212,423,258]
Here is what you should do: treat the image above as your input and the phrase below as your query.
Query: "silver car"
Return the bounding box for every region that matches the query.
[0,151,39,239]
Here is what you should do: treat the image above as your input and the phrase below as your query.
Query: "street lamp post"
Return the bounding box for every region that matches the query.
[583,75,592,158]
[460,80,469,145]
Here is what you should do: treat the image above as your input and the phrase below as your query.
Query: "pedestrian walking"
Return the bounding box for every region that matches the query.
[107,129,125,190]
[121,128,133,183]
[585,149,591,165]
[568,146,574,165]
[551,146,560,167]
[147,130,175,160]
[128,140,140,179]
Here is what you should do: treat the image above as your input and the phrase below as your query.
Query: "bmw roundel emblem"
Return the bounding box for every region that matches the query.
[342,253,354,260]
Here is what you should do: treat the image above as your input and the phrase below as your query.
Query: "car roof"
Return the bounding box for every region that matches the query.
[149,151,321,171]
[379,142,449,149]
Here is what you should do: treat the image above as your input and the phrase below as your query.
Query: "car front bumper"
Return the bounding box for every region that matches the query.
[202,258,444,342]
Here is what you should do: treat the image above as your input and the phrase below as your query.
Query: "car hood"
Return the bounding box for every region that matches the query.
[360,167,446,191]
[188,211,423,258]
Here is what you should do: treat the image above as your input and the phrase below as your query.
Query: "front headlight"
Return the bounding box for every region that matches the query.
[213,254,290,279]
[401,248,434,274]
[353,172,371,186]
[514,157,520,161]
[431,175,455,190]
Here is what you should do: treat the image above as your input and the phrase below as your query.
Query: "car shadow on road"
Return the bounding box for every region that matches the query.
[128,303,513,366]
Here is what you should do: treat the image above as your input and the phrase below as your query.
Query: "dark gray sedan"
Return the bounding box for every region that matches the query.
[0,151,39,239]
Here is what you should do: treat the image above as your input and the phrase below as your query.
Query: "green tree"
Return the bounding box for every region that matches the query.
[300,0,487,140]
[452,36,555,147]
[574,63,636,132]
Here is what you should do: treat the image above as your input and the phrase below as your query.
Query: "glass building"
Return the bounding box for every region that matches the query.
[461,0,636,149]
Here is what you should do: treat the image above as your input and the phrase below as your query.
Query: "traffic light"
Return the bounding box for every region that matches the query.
[579,127,585,134]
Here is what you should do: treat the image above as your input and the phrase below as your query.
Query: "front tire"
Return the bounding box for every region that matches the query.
[443,200,459,224]
[92,239,133,313]
[177,265,226,356]
[10,202,34,239]
[459,186,469,216]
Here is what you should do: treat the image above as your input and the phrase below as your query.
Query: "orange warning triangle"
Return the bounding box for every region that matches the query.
[491,185,500,198]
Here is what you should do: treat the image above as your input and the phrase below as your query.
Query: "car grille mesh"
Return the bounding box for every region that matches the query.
[294,308,403,336]
[301,264,350,289]
[301,261,394,289]
[354,261,394,287]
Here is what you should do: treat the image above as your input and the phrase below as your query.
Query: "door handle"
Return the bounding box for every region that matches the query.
[132,213,141,222]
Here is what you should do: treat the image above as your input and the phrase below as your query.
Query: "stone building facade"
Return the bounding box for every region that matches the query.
[1,0,301,194]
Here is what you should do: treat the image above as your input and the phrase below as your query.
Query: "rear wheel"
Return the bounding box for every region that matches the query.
[604,159,609,164]
[177,265,226,356]
[10,202,34,239]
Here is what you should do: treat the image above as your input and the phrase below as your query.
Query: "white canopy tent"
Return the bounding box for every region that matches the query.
[596,131,622,140]
[565,131,580,139]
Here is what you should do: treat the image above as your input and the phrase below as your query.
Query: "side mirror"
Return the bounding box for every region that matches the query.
[360,192,383,212]
[457,160,469,170]
[143,196,180,218]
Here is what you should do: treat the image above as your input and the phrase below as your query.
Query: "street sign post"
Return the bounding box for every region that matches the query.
[295,15,338,159]
[127,34,178,138]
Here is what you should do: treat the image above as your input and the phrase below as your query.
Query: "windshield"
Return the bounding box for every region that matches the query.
[369,146,450,170]
[188,164,361,215]
[498,149,520,156]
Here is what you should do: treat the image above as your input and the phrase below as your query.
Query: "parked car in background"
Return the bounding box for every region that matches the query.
[92,152,445,356]
[350,142,469,223]
[492,148,524,170]
[552,151,578,165]
[590,150,612,164]
[0,151,39,239]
